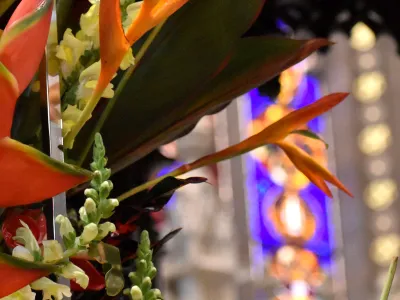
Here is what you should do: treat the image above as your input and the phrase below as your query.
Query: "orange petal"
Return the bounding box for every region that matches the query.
[95,0,130,100]
[260,92,349,143]
[126,0,189,45]
[276,141,353,197]
[0,137,92,207]
[0,253,55,297]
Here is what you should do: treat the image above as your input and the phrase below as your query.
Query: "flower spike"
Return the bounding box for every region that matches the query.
[0,0,53,137]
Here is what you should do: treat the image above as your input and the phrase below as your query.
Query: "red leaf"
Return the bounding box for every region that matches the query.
[2,209,47,248]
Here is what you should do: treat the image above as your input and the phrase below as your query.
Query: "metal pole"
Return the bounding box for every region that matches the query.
[39,0,69,289]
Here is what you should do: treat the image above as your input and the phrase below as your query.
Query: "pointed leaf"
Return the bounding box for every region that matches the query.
[0,253,59,298]
[0,0,53,137]
[0,137,91,207]
[291,129,329,149]
[276,141,352,197]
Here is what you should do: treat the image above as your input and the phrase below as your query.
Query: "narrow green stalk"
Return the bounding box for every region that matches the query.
[64,93,102,149]
[380,257,398,300]
[76,21,167,166]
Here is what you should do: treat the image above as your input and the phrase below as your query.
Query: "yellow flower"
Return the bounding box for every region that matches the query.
[123,1,142,32]
[42,240,64,263]
[120,47,135,70]
[77,61,115,109]
[56,29,87,78]
[62,105,82,137]
[80,0,100,48]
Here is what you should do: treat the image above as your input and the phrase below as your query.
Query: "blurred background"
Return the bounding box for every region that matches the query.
[134,1,400,300]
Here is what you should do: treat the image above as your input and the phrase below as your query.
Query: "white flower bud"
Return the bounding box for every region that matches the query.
[130,286,143,300]
[79,207,89,223]
[56,215,76,249]
[84,198,97,214]
[79,223,98,245]
[109,198,119,207]
[96,222,116,240]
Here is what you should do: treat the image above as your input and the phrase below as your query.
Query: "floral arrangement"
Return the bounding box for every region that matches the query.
[0,0,395,299]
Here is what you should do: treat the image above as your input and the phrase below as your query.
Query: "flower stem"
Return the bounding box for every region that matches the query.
[380,257,398,300]
[76,21,166,166]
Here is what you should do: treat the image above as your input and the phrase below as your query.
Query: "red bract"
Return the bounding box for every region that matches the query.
[2,209,47,249]
[70,258,105,291]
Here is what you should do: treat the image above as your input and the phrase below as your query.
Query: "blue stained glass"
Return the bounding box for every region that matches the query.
[246,74,335,268]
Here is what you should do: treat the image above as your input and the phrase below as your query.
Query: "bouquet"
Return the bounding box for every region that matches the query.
[0,0,376,299]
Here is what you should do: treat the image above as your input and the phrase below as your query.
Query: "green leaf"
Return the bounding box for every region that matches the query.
[88,242,124,296]
[105,266,125,296]
[11,88,41,144]
[291,129,329,149]
[69,0,265,166]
